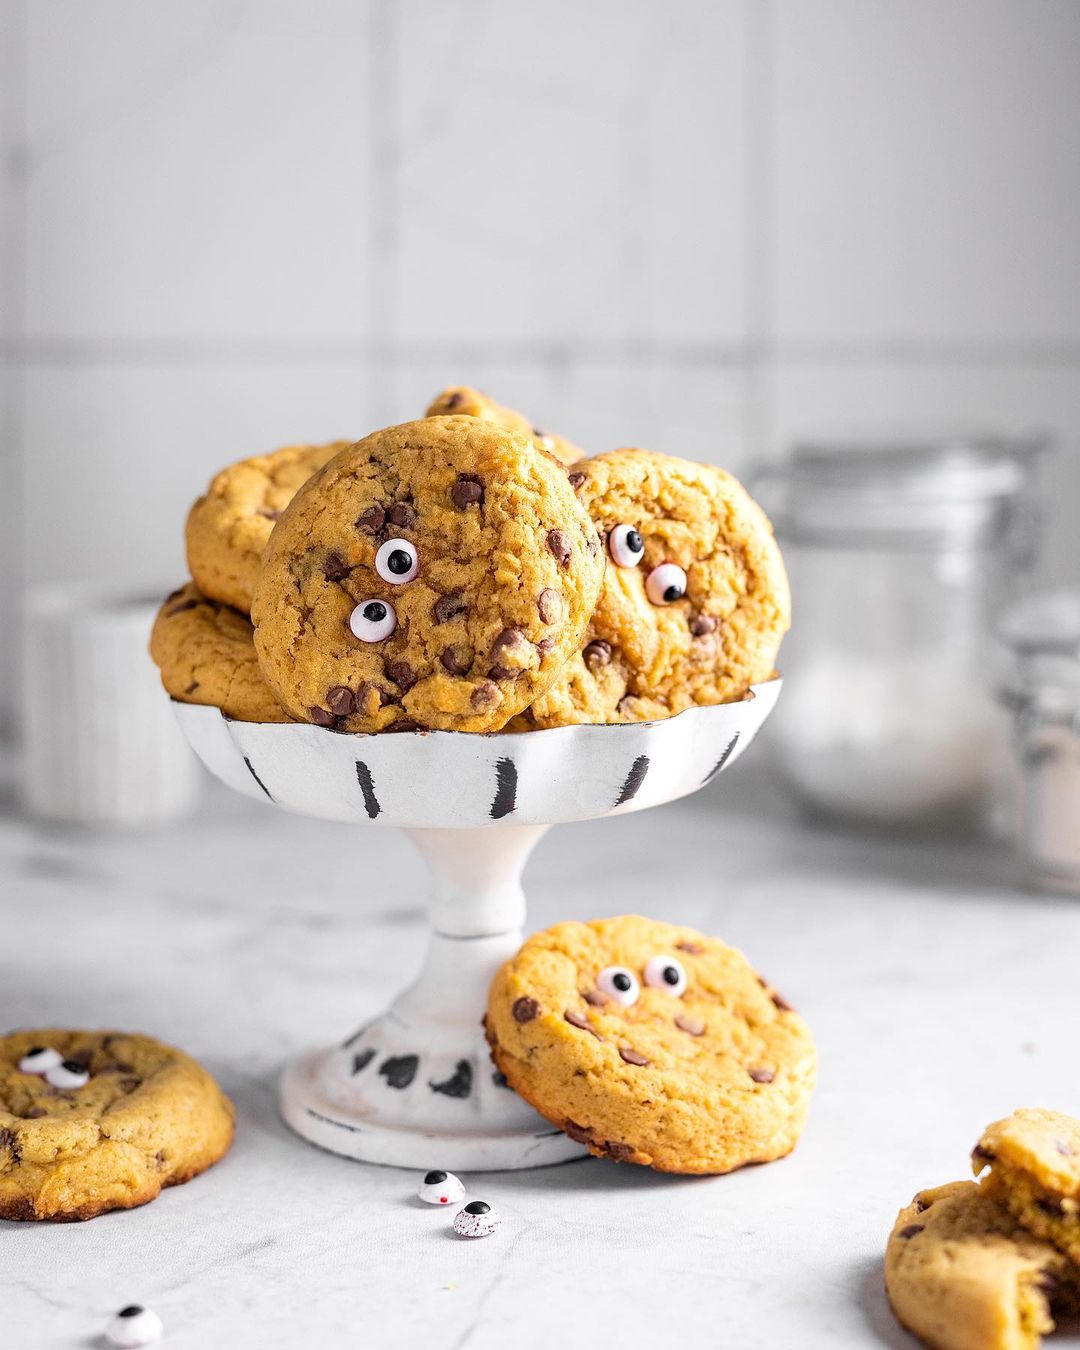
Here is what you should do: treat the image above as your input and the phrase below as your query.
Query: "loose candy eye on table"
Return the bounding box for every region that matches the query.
[104,1305,163,1348]
[453,1200,501,1239]
[417,1170,466,1206]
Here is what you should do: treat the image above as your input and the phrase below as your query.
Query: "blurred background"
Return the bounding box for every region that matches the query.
[1,0,1078,860]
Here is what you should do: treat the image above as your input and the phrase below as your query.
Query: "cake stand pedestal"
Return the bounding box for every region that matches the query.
[175,679,780,1171]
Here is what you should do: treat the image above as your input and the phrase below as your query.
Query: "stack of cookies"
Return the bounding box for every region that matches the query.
[151,388,789,733]
[886,1108,1080,1350]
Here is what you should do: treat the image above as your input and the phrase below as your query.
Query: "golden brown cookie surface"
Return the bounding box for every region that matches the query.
[0,1029,235,1221]
[884,1180,1080,1350]
[974,1109,1080,1265]
[186,439,349,613]
[251,417,604,733]
[522,449,790,727]
[485,916,815,1174]
[425,386,582,467]
[150,583,292,723]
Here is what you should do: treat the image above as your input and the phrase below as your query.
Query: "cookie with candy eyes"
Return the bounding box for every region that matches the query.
[518,449,790,728]
[186,439,351,613]
[425,386,582,468]
[250,417,604,733]
[0,1029,234,1221]
[485,916,816,1174]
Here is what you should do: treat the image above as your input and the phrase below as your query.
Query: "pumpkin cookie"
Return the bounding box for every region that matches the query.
[0,1029,234,1221]
[150,583,292,723]
[250,417,604,733]
[520,449,789,727]
[186,439,350,613]
[485,916,815,1173]
[426,386,581,467]
[974,1109,1080,1264]
[884,1181,1080,1350]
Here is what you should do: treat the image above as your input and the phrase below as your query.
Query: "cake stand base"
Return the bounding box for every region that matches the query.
[279,825,584,1171]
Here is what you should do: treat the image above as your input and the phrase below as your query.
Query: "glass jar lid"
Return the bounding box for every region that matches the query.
[759,428,1046,547]
[999,588,1080,720]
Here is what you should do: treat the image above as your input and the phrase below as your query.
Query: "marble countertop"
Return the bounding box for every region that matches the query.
[3,758,1080,1349]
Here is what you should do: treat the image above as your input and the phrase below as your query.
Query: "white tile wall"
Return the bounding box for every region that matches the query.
[3,0,1079,722]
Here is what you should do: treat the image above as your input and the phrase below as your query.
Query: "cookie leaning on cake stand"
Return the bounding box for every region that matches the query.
[174,679,780,1172]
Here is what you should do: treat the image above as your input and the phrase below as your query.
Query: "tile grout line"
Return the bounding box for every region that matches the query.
[741,0,774,467]
[365,0,399,424]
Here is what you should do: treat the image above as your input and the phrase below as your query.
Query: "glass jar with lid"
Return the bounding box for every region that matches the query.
[999,589,1080,890]
[755,431,1046,825]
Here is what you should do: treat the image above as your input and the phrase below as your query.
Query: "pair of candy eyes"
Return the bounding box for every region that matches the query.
[596,955,687,1006]
[608,525,686,606]
[349,538,418,642]
[18,1046,91,1088]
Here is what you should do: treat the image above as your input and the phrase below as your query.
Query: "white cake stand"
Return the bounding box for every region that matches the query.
[174,679,780,1171]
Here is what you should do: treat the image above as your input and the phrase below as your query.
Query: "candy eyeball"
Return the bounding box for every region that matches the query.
[643,955,688,997]
[18,1046,62,1075]
[417,1169,466,1206]
[596,966,640,1007]
[645,563,687,606]
[349,598,397,642]
[45,1059,91,1090]
[104,1304,163,1348]
[608,523,645,569]
[375,538,419,584]
[453,1199,501,1238]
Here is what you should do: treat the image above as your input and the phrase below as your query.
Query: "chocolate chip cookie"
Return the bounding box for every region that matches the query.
[186,439,350,613]
[0,1029,235,1221]
[519,449,790,727]
[426,386,581,468]
[150,583,292,722]
[974,1109,1080,1265]
[250,417,605,733]
[885,1181,1080,1350]
[485,916,816,1173]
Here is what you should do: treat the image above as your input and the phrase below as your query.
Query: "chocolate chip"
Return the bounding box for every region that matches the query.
[564,1009,602,1039]
[488,666,517,682]
[23,1107,46,1119]
[618,1047,649,1066]
[154,1150,167,1169]
[1037,1197,1065,1217]
[355,505,386,535]
[512,997,540,1023]
[583,640,611,672]
[471,681,498,708]
[564,1119,594,1144]
[676,941,705,955]
[675,1015,705,1037]
[166,599,200,616]
[748,1067,775,1084]
[387,502,415,528]
[184,680,199,695]
[444,391,464,410]
[546,529,571,567]
[582,989,608,1008]
[770,991,794,1012]
[568,471,586,490]
[972,1144,995,1164]
[66,1049,92,1070]
[434,593,467,623]
[0,1128,18,1160]
[537,589,562,624]
[604,1141,636,1162]
[385,660,416,692]
[690,614,717,637]
[385,719,421,733]
[451,475,484,509]
[898,1224,924,1240]
[322,551,351,582]
[119,1077,140,1093]
[493,627,529,661]
[258,507,282,521]
[307,705,337,728]
[536,636,557,656]
[440,645,473,676]
[326,686,355,716]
